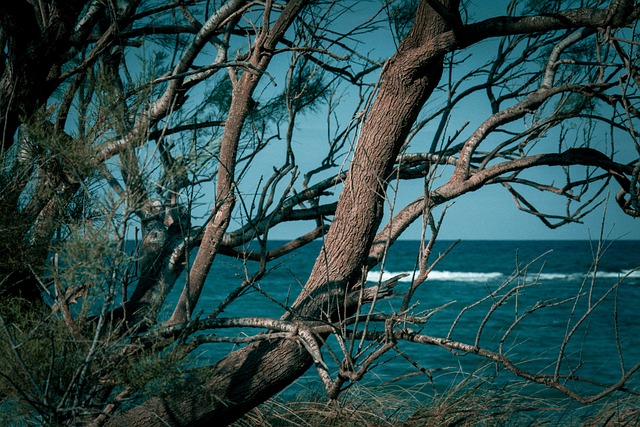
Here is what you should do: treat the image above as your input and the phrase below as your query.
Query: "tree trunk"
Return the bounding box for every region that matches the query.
[168,0,309,325]
[105,1,459,425]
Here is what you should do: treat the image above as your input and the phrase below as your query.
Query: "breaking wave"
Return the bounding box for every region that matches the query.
[366,269,640,283]
[366,270,503,283]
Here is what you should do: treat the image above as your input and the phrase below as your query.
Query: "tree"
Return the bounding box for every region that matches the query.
[0,0,639,425]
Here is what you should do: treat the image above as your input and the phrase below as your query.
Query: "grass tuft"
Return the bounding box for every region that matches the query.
[235,376,640,427]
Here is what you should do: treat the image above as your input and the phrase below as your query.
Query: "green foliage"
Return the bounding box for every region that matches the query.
[285,59,328,116]
[0,218,189,423]
[0,294,189,424]
[0,300,100,424]
[22,109,97,184]
[52,225,130,300]
[206,75,234,115]
[110,342,189,395]
[387,0,419,42]
[557,92,597,116]
[257,57,328,127]
[0,209,33,276]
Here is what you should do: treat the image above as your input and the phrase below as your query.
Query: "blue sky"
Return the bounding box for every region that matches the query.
[426,187,639,240]
[174,1,638,243]
[257,1,640,241]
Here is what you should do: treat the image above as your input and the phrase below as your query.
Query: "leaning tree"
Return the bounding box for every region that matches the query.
[0,0,639,425]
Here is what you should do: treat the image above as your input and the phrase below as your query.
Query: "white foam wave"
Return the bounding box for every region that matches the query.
[366,271,415,283]
[366,270,503,283]
[526,271,640,281]
[595,270,640,279]
[536,273,581,281]
[366,269,640,283]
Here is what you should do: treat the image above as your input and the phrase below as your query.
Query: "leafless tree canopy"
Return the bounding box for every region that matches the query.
[0,0,639,425]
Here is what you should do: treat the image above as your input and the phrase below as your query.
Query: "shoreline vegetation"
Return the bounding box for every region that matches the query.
[3,240,634,425]
[236,379,640,426]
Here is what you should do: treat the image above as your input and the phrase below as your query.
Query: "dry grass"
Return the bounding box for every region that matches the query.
[235,378,640,427]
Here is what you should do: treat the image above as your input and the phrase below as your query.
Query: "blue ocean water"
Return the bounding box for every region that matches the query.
[177,240,640,400]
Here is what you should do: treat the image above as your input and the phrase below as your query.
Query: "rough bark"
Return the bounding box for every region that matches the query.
[168,0,310,325]
[105,1,459,425]
[290,2,460,320]
[107,0,638,423]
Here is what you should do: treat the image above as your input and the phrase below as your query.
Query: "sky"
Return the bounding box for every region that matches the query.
[257,1,640,242]
[268,164,640,241]
[164,1,640,243]
[422,185,639,241]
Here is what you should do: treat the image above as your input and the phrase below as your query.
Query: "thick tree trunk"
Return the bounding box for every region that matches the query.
[105,1,459,425]
[293,0,458,310]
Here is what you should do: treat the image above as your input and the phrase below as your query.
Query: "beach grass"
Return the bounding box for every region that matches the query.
[234,377,640,427]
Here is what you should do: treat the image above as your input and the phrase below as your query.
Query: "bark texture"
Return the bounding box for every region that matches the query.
[105,1,459,425]
[294,0,459,309]
[168,0,309,325]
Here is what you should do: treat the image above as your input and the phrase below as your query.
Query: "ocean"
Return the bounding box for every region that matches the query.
[175,239,640,402]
